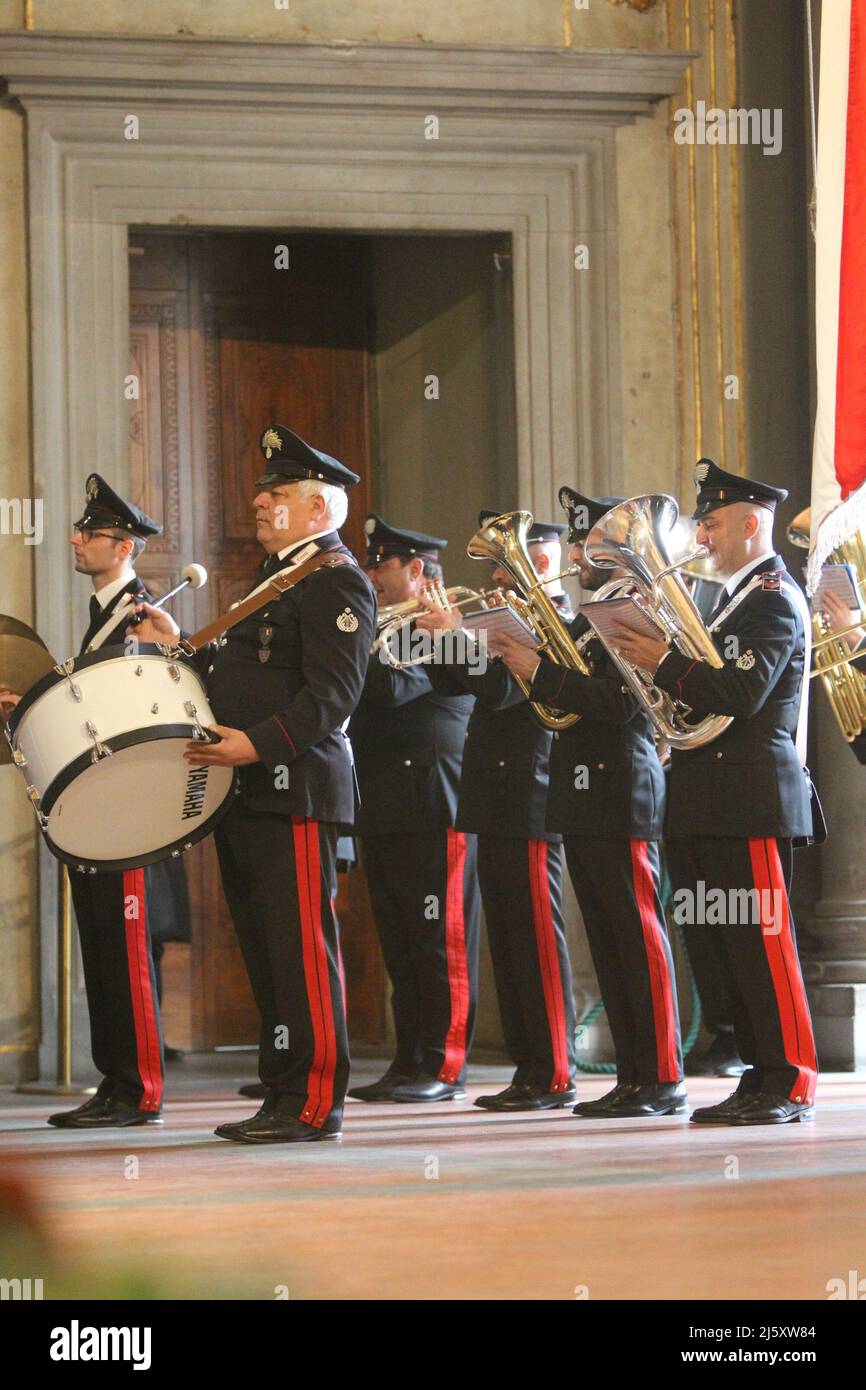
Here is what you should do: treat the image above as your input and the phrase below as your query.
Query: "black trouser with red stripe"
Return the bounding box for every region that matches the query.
[361,829,480,1084]
[477,836,576,1093]
[665,835,817,1103]
[69,867,163,1112]
[564,837,683,1085]
[215,802,349,1128]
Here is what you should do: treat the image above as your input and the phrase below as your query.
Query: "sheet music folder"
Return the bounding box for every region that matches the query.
[577,596,666,643]
[461,605,540,649]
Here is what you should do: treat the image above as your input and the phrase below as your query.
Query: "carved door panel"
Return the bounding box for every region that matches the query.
[129,230,383,1048]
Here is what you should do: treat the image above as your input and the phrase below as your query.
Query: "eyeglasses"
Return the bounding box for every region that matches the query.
[74,529,126,544]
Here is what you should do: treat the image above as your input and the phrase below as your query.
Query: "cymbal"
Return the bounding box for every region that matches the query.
[0,615,57,765]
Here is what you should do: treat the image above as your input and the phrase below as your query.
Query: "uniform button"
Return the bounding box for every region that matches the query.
[404,759,412,766]
[498,760,505,767]
[716,751,723,759]
[554,733,560,741]
[598,762,604,770]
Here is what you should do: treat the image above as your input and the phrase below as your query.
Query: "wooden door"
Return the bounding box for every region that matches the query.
[128,230,384,1049]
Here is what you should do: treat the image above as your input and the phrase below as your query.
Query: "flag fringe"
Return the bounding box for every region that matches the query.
[806,479,866,593]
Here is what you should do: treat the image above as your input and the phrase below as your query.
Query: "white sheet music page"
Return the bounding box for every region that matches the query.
[578,597,666,644]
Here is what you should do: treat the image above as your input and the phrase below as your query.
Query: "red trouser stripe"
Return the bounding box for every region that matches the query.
[333,895,347,1019]
[527,840,571,1092]
[438,829,471,1083]
[629,841,680,1083]
[122,868,162,1111]
[294,819,336,1128]
[749,838,818,1104]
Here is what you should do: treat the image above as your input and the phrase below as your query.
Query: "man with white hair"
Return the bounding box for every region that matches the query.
[611,458,818,1126]
[135,424,376,1144]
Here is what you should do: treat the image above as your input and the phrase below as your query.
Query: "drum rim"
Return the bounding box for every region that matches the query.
[47,784,237,873]
[7,644,200,738]
[38,722,233,818]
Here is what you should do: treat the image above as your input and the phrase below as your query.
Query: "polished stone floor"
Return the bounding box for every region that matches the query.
[1,1056,864,1301]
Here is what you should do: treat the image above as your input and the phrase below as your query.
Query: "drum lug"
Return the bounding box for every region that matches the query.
[11,747,27,769]
[167,664,181,684]
[53,657,83,702]
[25,784,48,830]
[184,699,207,739]
[85,720,112,763]
[151,703,159,714]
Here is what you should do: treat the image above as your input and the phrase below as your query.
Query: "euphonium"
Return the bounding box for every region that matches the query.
[583,493,733,751]
[791,508,866,742]
[466,510,589,732]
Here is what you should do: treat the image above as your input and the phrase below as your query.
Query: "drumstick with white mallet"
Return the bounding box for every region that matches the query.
[126,562,208,628]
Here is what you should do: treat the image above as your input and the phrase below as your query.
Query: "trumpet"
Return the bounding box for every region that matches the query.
[372,583,491,668]
[467,510,590,731]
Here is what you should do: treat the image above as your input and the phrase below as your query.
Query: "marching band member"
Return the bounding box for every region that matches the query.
[492,490,685,1118]
[416,513,578,1111]
[136,426,376,1144]
[348,515,480,1104]
[613,461,818,1126]
[49,476,168,1128]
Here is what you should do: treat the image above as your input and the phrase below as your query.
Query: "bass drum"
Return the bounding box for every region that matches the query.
[7,645,235,871]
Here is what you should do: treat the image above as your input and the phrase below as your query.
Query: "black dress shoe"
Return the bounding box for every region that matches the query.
[595,1082,688,1118]
[474,1083,576,1111]
[164,1045,185,1063]
[48,1089,114,1128]
[49,1097,162,1129]
[730,1092,815,1126]
[690,1089,756,1124]
[686,1033,747,1078]
[572,1082,638,1117]
[216,1105,342,1145]
[238,1082,269,1100]
[347,1070,414,1102]
[215,1092,281,1139]
[389,1076,466,1103]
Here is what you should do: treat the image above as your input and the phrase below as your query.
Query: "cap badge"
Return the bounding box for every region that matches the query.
[735,649,756,671]
[363,518,375,536]
[261,428,282,460]
[86,475,99,501]
[337,607,359,633]
[694,461,711,484]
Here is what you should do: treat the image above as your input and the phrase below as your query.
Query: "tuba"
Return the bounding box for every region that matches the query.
[789,506,866,741]
[583,493,733,751]
[467,510,590,731]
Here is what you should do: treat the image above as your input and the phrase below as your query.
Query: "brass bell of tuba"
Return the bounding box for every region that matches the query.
[467,510,589,731]
[583,493,733,751]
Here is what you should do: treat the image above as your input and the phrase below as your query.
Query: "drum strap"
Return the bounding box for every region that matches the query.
[176,548,354,656]
[85,593,137,654]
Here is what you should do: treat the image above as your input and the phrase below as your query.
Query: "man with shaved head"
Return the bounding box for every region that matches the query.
[611,460,818,1127]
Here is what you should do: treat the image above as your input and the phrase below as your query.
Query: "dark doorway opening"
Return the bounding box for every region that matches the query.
[128,228,517,1050]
